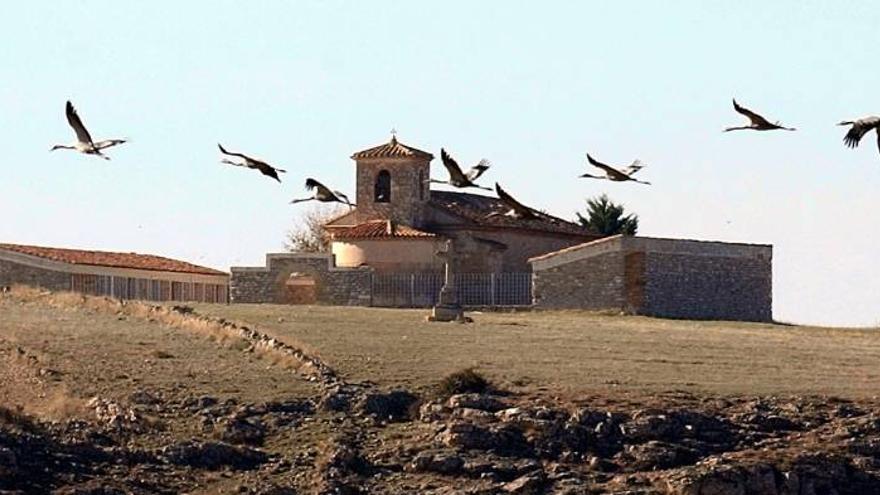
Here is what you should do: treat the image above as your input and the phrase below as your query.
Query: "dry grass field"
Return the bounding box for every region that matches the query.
[190,303,880,398]
[4,290,880,493]
[0,293,316,422]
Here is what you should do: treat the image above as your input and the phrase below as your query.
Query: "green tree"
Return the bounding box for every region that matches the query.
[576,194,638,236]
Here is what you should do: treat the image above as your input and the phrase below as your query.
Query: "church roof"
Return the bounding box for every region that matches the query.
[351,136,434,160]
[327,220,437,240]
[429,191,596,237]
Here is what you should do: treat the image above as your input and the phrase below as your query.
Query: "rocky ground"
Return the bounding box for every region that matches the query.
[2,289,880,494]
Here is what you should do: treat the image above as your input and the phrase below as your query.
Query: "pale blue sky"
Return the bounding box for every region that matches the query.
[2,2,879,326]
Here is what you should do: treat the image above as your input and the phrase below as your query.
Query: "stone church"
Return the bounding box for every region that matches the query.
[323,136,598,273]
[231,135,773,322]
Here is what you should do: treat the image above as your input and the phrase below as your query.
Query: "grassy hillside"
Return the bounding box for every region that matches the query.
[3,290,880,493]
[190,303,880,398]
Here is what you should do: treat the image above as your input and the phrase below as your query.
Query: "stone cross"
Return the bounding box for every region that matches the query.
[428,239,463,322]
[435,239,456,283]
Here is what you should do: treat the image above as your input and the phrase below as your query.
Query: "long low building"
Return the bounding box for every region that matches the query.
[0,243,229,303]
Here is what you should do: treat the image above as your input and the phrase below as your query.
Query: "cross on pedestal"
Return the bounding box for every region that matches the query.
[427,239,465,322]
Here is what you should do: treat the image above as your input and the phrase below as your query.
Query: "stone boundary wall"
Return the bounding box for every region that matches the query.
[529,235,773,321]
[531,251,625,309]
[231,253,372,306]
[641,251,771,321]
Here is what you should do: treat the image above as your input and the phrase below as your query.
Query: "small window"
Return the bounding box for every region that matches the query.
[418,170,425,200]
[375,170,391,202]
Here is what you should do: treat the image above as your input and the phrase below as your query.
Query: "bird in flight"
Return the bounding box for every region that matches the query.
[580,154,651,185]
[724,99,795,132]
[218,144,286,182]
[838,116,880,157]
[429,148,492,191]
[50,101,127,160]
[290,178,354,209]
[487,183,538,220]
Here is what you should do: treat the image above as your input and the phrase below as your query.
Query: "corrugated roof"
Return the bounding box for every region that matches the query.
[351,136,434,160]
[429,191,597,237]
[0,243,228,276]
[327,220,437,240]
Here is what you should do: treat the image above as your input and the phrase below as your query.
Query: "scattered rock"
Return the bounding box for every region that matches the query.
[357,390,419,422]
[441,422,531,457]
[319,386,355,413]
[87,397,142,431]
[620,441,698,471]
[160,440,267,470]
[503,471,545,494]
[408,450,465,475]
[447,394,508,413]
[220,417,266,446]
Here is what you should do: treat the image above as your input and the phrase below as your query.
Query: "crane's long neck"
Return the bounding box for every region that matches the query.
[723,126,751,132]
[50,144,76,151]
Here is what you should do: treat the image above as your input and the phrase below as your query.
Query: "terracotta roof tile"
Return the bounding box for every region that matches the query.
[429,191,597,237]
[327,220,437,240]
[0,243,227,276]
[351,136,434,160]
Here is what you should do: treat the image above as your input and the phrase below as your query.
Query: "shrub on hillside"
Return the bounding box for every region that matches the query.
[437,368,491,398]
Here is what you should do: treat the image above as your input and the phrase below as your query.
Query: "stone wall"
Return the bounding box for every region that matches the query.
[641,251,772,322]
[231,253,373,305]
[529,235,773,322]
[0,258,70,291]
[531,251,625,309]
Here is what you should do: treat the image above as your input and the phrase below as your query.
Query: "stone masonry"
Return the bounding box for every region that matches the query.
[0,258,70,291]
[529,235,772,322]
[230,253,372,305]
[529,250,626,311]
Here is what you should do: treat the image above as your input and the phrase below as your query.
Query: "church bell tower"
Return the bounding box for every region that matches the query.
[350,135,434,227]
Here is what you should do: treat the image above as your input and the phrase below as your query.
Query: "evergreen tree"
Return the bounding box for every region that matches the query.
[576,194,638,236]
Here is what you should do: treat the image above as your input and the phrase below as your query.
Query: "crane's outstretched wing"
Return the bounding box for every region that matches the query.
[586,153,630,181]
[66,101,94,145]
[466,159,491,181]
[440,148,469,183]
[218,143,255,162]
[495,183,537,220]
[257,162,285,174]
[93,139,127,150]
[844,125,869,148]
[621,159,645,176]
[842,119,880,148]
[334,191,353,206]
[732,99,773,127]
[305,178,334,197]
